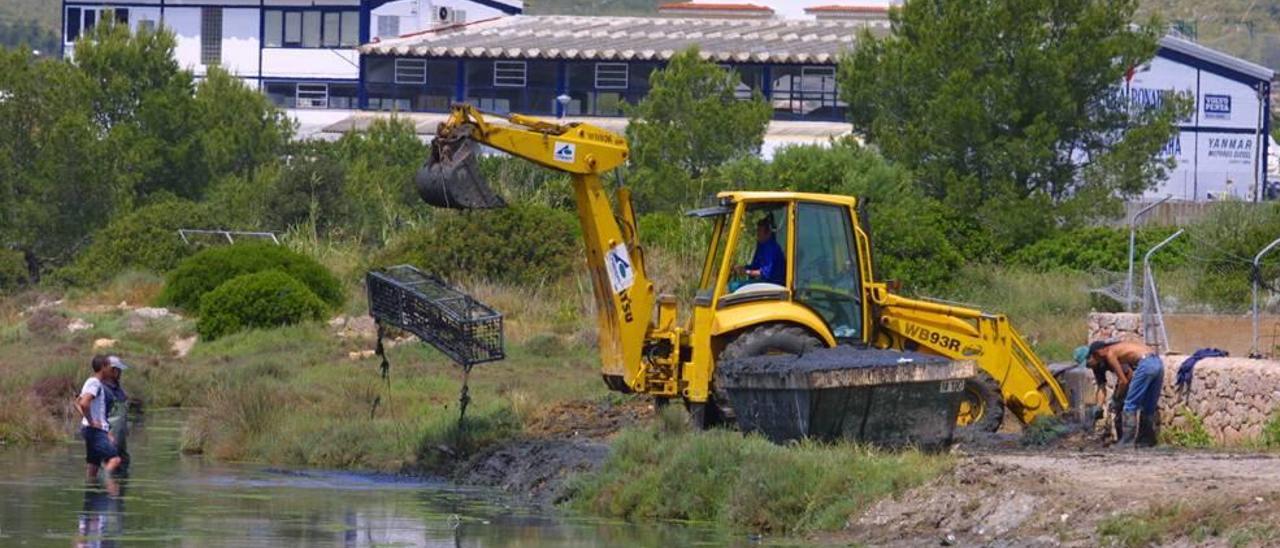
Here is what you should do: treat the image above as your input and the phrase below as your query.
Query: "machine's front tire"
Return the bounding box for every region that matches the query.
[713,323,825,427]
[956,370,1004,433]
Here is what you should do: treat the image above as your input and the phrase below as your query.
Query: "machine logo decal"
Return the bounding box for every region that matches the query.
[606,243,635,294]
[554,142,576,163]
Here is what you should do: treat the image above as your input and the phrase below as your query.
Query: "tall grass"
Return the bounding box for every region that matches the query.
[941,266,1093,361]
[566,411,952,535]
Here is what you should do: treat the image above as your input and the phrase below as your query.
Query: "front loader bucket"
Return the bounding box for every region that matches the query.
[415,127,506,210]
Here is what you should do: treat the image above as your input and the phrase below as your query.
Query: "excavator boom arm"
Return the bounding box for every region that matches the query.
[416,106,654,390]
[875,290,1070,423]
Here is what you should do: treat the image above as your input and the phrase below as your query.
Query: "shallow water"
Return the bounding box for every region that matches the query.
[0,411,727,547]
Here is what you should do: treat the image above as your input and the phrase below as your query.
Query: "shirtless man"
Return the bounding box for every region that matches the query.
[1075,339,1163,448]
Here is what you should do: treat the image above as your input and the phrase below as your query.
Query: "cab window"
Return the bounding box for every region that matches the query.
[794,203,861,340]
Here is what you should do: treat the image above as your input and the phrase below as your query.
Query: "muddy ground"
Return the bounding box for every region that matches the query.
[456,399,1280,545]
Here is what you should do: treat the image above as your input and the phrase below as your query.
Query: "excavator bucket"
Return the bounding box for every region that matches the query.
[415,125,506,209]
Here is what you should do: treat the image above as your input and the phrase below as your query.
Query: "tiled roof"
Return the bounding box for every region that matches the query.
[361,15,882,64]
[657,3,775,12]
[804,5,890,13]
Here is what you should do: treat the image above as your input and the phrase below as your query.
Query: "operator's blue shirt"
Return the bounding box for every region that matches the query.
[747,236,786,285]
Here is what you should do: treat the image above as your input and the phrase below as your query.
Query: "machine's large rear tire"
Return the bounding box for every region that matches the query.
[956,370,1004,433]
[711,323,824,427]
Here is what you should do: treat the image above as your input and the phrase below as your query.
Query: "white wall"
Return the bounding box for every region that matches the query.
[371,0,523,40]
[261,49,359,79]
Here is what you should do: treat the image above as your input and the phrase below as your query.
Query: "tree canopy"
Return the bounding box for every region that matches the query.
[0,18,293,275]
[840,0,1190,255]
[625,47,773,209]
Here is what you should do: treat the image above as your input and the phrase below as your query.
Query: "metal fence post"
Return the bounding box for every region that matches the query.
[1141,229,1183,353]
[1127,195,1172,312]
[1251,236,1280,357]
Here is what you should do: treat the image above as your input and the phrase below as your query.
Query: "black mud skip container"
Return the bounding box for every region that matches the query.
[715,347,974,449]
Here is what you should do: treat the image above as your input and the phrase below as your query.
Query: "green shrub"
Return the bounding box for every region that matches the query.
[566,426,949,534]
[638,212,710,256]
[1186,202,1280,311]
[160,242,343,311]
[1009,226,1189,273]
[57,198,216,285]
[1261,413,1280,448]
[375,203,579,285]
[0,249,28,293]
[1160,407,1214,448]
[196,270,327,340]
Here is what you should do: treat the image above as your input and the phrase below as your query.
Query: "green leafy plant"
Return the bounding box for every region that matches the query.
[56,198,215,285]
[374,203,579,285]
[196,270,327,340]
[0,248,28,293]
[1009,226,1189,273]
[1160,407,1214,448]
[160,242,343,311]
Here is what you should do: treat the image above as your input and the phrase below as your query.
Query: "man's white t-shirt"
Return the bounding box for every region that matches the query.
[80,377,109,431]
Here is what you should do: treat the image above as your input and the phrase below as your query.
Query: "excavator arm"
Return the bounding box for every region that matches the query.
[870,285,1071,425]
[416,105,655,391]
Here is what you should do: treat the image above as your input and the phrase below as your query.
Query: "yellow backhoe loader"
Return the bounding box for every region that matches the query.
[416,105,1074,431]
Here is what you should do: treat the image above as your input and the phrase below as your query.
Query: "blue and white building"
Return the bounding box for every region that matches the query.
[1126,34,1275,201]
[60,0,522,109]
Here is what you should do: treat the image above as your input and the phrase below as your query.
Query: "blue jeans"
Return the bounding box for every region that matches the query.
[1123,355,1164,415]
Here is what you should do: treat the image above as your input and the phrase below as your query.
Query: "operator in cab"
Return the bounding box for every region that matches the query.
[737,217,786,286]
[1075,339,1163,449]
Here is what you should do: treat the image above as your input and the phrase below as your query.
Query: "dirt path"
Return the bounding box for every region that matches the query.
[850,449,1280,546]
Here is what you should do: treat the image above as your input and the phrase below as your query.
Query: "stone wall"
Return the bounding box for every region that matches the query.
[1157,356,1280,444]
[1086,313,1144,344]
[1086,313,1279,445]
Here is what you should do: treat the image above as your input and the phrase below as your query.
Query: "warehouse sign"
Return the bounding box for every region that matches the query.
[1124,53,1268,200]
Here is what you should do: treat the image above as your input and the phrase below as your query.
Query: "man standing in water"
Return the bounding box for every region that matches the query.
[77,355,124,479]
[1075,339,1164,448]
[103,356,131,475]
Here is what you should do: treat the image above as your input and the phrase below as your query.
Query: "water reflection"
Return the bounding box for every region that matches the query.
[0,411,727,547]
[77,482,123,548]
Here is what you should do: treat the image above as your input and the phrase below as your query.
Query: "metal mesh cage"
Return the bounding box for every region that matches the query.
[366,265,504,367]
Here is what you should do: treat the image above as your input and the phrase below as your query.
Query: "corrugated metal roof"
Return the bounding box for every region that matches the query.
[360,15,883,64]
[1159,34,1274,82]
[657,3,776,12]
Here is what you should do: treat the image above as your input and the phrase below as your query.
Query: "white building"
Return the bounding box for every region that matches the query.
[1126,34,1274,201]
[61,0,521,109]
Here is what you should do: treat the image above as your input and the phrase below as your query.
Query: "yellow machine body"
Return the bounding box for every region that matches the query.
[420,105,1071,427]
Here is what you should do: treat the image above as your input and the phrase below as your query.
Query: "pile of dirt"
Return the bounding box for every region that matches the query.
[521,398,653,440]
[457,439,608,504]
[848,451,1280,546]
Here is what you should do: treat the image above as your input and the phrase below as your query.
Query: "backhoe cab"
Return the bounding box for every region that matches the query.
[416,105,1074,432]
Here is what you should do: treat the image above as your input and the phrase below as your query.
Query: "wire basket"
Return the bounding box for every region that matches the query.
[366,265,505,367]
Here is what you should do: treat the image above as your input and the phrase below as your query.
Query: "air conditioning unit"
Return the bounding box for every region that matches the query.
[434,6,465,25]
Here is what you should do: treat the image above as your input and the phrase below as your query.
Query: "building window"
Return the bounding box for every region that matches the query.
[595,63,628,89]
[493,61,527,88]
[264,9,360,49]
[394,59,427,84]
[284,12,302,46]
[297,84,329,109]
[340,12,359,47]
[201,8,222,66]
[264,11,283,47]
[302,11,321,48]
[322,12,341,47]
[66,8,81,41]
[377,15,400,39]
[138,19,156,33]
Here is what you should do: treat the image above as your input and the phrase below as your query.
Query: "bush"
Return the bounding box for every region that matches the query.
[1186,202,1280,311]
[160,242,343,311]
[196,270,327,340]
[375,203,579,285]
[1009,226,1189,273]
[566,426,949,534]
[57,198,216,285]
[0,249,28,293]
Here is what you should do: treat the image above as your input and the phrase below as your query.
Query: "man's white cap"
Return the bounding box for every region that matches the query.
[108,356,130,370]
